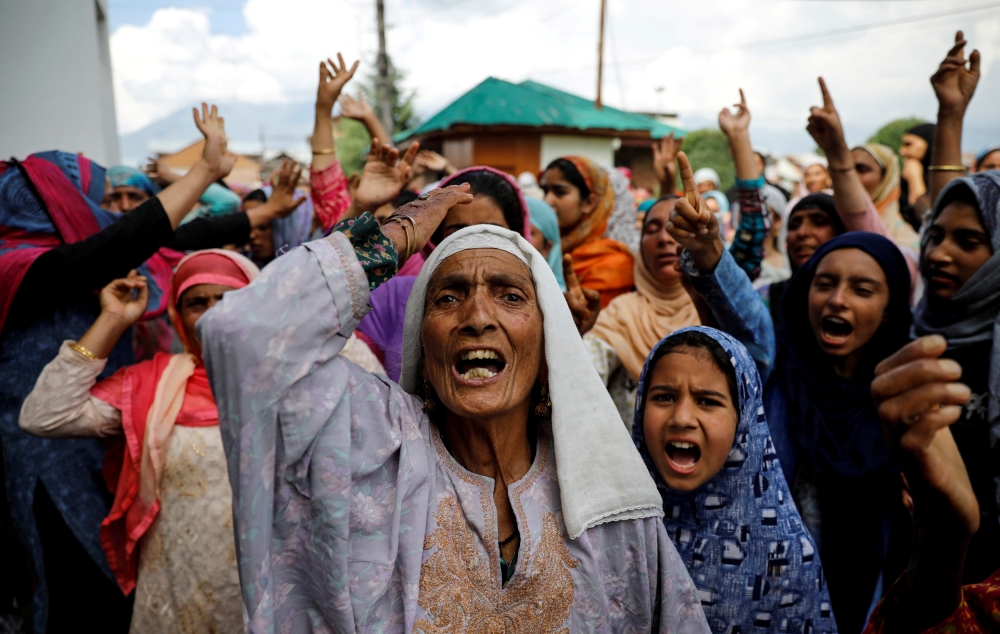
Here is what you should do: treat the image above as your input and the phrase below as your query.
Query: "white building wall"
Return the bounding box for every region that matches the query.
[540,135,615,170]
[0,0,120,165]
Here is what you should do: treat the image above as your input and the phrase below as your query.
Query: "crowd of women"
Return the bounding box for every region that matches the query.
[1,29,998,634]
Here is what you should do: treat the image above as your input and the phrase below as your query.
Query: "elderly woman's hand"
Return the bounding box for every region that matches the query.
[562,255,601,334]
[382,183,474,264]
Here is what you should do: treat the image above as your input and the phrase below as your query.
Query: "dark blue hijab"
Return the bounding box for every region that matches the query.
[774,232,912,477]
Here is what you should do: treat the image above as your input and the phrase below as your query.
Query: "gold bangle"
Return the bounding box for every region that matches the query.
[311,148,336,156]
[383,215,416,260]
[830,165,855,173]
[68,342,99,361]
[928,165,967,172]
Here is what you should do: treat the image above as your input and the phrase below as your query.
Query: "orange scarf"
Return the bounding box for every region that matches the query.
[559,156,634,305]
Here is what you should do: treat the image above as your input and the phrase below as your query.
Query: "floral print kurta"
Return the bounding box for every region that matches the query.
[199,232,708,633]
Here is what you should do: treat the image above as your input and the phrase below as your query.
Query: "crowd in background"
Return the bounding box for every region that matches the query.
[0,29,998,634]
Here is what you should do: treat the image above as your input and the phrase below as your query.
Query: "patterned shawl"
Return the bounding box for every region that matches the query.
[633,326,835,630]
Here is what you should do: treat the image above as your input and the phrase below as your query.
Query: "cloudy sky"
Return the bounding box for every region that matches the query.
[107,0,1000,154]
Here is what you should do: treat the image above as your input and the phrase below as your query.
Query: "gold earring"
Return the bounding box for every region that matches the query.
[422,379,439,414]
[533,383,552,419]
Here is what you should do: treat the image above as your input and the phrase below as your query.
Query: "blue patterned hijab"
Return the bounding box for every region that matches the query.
[633,326,835,632]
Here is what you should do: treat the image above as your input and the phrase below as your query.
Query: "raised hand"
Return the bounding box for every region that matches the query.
[931,31,981,115]
[339,92,375,122]
[382,183,474,264]
[871,336,979,535]
[562,255,601,334]
[718,89,750,137]
[354,139,420,212]
[806,78,848,157]
[317,54,360,116]
[99,270,150,328]
[652,132,683,190]
[193,102,236,180]
[414,150,453,174]
[665,152,722,274]
[145,157,180,186]
[268,159,307,218]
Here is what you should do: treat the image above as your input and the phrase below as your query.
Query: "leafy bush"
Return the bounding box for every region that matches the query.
[867,117,929,153]
[680,129,735,192]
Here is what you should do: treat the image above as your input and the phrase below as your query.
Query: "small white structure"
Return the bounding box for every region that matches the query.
[0,0,120,164]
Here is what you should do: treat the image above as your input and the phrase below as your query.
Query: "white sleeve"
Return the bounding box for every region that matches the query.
[583,333,622,388]
[19,342,123,438]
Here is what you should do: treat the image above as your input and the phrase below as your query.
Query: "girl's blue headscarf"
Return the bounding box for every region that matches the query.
[633,326,835,631]
[526,197,566,290]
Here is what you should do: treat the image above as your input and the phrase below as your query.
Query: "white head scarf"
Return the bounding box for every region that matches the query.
[400,225,663,538]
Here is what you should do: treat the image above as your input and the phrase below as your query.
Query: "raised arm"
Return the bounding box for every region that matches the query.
[719,89,769,280]
[867,336,980,633]
[929,31,981,204]
[651,133,683,196]
[666,152,775,379]
[805,78,877,221]
[340,92,392,152]
[157,103,238,228]
[312,55,359,173]
[20,272,149,438]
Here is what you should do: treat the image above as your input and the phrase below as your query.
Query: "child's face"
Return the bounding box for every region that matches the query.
[642,348,739,492]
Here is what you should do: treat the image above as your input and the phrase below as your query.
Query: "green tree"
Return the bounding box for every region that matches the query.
[867,117,928,153]
[362,53,420,136]
[335,118,370,176]
[680,129,735,192]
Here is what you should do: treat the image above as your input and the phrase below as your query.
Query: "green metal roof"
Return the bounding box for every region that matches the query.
[396,77,683,142]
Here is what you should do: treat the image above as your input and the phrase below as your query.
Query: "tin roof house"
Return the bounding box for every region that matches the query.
[397,78,683,190]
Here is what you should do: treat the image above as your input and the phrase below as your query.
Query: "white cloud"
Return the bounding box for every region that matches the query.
[110,0,1000,151]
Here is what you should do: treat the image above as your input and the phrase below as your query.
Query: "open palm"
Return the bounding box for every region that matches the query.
[354,141,420,211]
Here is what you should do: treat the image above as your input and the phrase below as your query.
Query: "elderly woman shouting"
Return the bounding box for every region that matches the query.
[199,186,708,632]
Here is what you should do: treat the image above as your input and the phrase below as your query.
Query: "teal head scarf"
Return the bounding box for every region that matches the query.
[107,165,160,196]
[526,197,566,290]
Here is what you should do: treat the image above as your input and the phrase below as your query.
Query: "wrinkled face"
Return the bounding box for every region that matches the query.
[852,148,884,197]
[439,196,507,240]
[803,164,831,193]
[529,223,552,259]
[641,200,682,284]
[900,133,929,162]
[541,167,597,231]
[786,208,839,269]
[179,283,236,356]
[643,348,739,492]
[923,201,992,299]
[696,180,715,195]
[422,250,544,420]
[108,186,150,213]
[977,150,1000,173]
[807,249,889,368]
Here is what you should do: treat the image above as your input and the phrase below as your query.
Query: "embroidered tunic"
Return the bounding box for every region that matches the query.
[199,232,709,633]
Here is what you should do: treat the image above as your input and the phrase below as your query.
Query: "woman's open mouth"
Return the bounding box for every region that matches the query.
[453,348,507,383]
[664,440,701,474]
[819,315,853,346]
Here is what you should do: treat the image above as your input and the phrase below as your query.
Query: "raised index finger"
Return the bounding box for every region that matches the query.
[818,77,833,109]
[677,152,696,194]
[874,335,947,376]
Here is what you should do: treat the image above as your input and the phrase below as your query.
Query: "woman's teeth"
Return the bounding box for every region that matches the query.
[460,349,499,361]
[460,367,497,380]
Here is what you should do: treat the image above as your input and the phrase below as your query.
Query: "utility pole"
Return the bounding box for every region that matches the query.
[375,0,394,139]
[595,0,606,109]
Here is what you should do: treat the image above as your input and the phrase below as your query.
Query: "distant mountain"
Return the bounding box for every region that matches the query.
[118,101,316,167]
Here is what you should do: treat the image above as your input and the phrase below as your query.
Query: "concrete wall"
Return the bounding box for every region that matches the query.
[540,135,615,171]
[0,0,120,164]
